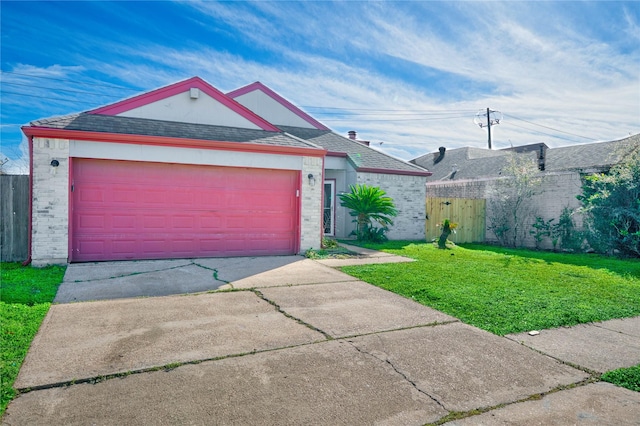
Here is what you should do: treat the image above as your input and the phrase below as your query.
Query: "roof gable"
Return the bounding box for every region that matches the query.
[88,77,279,131]
[227,82,329,130]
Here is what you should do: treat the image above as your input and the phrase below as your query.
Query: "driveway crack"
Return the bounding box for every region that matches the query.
[191,261,230,284]
[252,290,333,340]
[69,263,193,283]
[345,338,448,411]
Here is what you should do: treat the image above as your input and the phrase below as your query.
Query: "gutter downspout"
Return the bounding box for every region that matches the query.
[22,134,33,266]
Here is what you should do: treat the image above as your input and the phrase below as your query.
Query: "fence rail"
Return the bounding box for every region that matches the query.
[426,197,486,244]
[1,175,29,262]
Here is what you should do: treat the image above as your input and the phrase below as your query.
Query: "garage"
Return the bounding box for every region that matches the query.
[71,158,300,262]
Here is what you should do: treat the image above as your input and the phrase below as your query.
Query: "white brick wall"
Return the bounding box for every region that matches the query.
[356,172,427,240]
[31,137,70,265]
[299,156,324,252]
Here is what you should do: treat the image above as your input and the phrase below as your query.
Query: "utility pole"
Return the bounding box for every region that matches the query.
[474,108,503,149]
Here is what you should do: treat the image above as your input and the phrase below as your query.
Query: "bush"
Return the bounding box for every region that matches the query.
[578,147,640,257]
[338,184,397,241]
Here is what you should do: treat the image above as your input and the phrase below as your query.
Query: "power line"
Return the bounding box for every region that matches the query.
[503,113,596,141]
[322,114,470,123]
[303,106,476,113]
[502,121,584,142]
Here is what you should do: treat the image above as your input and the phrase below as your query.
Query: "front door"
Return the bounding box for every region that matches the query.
[323,180,335,236]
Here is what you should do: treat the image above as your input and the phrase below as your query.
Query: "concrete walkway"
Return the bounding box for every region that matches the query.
[3,247,639,425]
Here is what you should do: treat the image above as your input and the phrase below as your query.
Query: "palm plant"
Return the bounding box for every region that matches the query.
[338,184,398,241]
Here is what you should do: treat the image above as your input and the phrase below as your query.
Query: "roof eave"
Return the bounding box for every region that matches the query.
[22,126,326,158]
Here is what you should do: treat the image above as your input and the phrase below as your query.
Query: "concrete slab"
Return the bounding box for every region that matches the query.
[348,322,589,412]
[594,315,640,337]
[15,292,324,389]
[54,263,226,303]
[506,321,640,373]
[260,281,457,338]
[228,258,358,289]
[4,341,449,426]
[443,382,640,425]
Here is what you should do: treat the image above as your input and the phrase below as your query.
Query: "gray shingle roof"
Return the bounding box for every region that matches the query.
[412,134,640,180]
[544,135,640,172]
[411,147,519,180]
[279,126,430,175]
[30,113,322,149]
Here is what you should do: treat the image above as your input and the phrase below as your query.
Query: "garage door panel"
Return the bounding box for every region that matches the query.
[72,159,299,261]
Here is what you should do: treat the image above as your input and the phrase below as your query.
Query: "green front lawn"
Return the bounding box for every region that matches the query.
[340,242,640,336]
[1,262,66,416]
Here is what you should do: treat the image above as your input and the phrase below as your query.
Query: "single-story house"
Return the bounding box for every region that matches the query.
[410,135,640,247]
[411,136,639,181]
[23,77,430,265]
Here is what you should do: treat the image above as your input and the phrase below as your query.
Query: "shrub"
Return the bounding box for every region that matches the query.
[338,184,398,241]
[578,146,640,257]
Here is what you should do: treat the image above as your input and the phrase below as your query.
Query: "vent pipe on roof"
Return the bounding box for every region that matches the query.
[348,130,357,140]
[434,146,446,164]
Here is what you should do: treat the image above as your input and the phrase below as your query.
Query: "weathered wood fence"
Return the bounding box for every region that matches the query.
[1,175,29,262]
[426,197,486,244]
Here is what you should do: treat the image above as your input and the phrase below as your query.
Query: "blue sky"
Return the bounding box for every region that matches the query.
[1,1,639,172]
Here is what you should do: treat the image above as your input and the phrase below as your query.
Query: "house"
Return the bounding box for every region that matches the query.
[411,134,640,247]
[22,77,430,265]
[411,137,639,181]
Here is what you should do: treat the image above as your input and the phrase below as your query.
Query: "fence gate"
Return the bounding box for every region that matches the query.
[426,197,486,244]
[1,175,29,262]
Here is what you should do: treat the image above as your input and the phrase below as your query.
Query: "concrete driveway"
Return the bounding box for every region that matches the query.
[4,253,640,425]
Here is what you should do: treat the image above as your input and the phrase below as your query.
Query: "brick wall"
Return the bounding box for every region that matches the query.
[427,172,585,249]
[31,137,70,265]
[357,172,427,240]
[299,156,324,252]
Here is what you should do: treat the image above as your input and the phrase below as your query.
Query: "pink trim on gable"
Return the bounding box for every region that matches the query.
[227,82,330,131]
[88,77,281,132]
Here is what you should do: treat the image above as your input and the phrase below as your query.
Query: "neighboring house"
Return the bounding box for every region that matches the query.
[22,77,430,265]
[411,134,640,247]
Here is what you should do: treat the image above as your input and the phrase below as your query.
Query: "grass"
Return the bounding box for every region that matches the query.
[601,364,640,392]
[1,262,66,416]
[340,241,640,336]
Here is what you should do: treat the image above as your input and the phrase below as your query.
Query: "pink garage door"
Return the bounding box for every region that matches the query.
[71,159,300,262]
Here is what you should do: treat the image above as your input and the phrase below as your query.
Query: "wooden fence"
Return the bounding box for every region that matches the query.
[1,175,29,262]
[426,197,486,244]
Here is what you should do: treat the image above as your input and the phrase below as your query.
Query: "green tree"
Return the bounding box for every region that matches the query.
[578,146,640,257]
[338,184,398,241]
[487,153,541,247]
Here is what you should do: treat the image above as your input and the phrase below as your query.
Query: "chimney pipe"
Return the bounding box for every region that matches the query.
[348,130,357,140]
[434,146,446,164]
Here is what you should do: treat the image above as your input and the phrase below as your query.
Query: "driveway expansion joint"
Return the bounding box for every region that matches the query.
[334,320,460,341]
[424,377,601,426]
[504,337,603,376]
